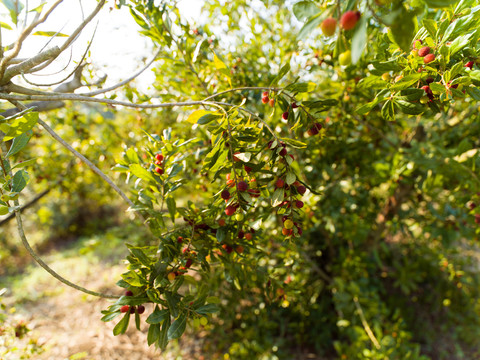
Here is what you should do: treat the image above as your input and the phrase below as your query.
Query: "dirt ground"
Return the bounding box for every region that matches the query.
[5,261,206,360]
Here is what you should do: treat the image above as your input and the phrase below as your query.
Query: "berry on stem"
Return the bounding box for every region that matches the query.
[221,190,231,200]
[121,305,130,313]
[321,17,337,36]
[282,111,289,120]
[137,305,145,314]
[423,53,435,64]
[276,178,285,188]
[237,181,248,192]
[225,205,236,216]
[340,11,360,30]
[418,46,430,57]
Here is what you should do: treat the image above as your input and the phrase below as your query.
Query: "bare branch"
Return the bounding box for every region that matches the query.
[0,0,64,78]
[28,0,106,73]
[353,297,382,350]
[1,46,61,84]
[83,47,161,96]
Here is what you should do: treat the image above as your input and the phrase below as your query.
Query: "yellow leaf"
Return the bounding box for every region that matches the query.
[186,110,213,124]
[213,53,227,70]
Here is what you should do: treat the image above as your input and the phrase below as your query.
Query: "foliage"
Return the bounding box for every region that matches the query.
[0,0,480,359]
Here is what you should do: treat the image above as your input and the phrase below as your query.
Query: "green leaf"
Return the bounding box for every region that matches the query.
[4,112,38,141]
[382,100,395,122]
[165,292,179,318]
[216,226,226,243]
[167,314,187,340]
[117,296,150,306]
[0,206,9,215]
[11,170,29,192]
[470,71,480,82]
[270,62,290,87]
[146,307,170,324]
[0,22,12,30]
[389,7,416,52]
[147,323,160,345]
[395,100,425,115]
[129,164,156,183]
[196,303,220,315]
[158,316,171,350]
[186,110,215,124]
[11,158,36,171]
[1,0,24,24]
[292,1,319,21]
[101,311,121,322]
[166,197,176,222]
[32,31,68,37]
[197,113,222,125]
[351,15,367,64]
[272,188,284,207]
[355,97,385,115]
[423,19,437,39]
[129,7,150,30]
[284,82,316,93]
[129,247,152,267]
[449,34,471,55]
[280,137,307,149]
[113,312,130,336]
[423,0,459,8]
[6,131,32,158]
[466,86,480,100]
[286,171,296,185]
[390,74,423,91]
[298,13,322,39]
[232,152,251,162]
[135,311,141,330]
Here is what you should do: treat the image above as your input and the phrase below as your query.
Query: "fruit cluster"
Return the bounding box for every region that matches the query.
[120,291,146,314]
[153,152,165,175]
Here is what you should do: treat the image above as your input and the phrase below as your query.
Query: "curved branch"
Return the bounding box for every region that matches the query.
[82,46,162,96]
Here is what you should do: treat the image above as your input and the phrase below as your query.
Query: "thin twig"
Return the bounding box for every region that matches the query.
[353,296,381,350]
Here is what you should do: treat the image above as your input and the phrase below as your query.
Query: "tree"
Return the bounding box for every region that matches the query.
[1,0,480,358]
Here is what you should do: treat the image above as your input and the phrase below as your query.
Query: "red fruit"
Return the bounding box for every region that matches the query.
[233,152,242,162]
[314,123,323,131]
[282,111,289,120]
[292,102,298,109]
[155,160,162,165]
[421,85,433,95]
[225,205,236,216]
[295,200,304,209]
[262,91,269,97]
[469,202,477,210]
[279,147,287,156]
[276,178,285,188]
[177,236,183,243]
[321,17,337,37]
[237,181,248,192]
[155,167,163,175]
[121,305,130,313]
[269,98,275,107]
[238,230,245,239]
[307,126,320,136]
[244,165,252,173]
[426,77,434,84]
[340,11,360,30]
[465,61,474,69]
[475,214,480,224]
[245,233,253,241]
[185,258,193,268]
[130,306,136,314]
[222,244,234,253]
[262,96,269,104]
[218,218,226,226]
[182,247,190,254]
[125,290,133,297]
[137,305,145,314]
[423,53,435,64]
[282,228,293,236]
[226,179,236,188]
[235,245,244,254]
[155,153,164,161]
[221,190,231,200]
[418,46,430,57]
[297,185,307,195]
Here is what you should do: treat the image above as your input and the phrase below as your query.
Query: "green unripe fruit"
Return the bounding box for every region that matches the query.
[284,219,294,229]
[339,50,351,66]
[235,213,245,222]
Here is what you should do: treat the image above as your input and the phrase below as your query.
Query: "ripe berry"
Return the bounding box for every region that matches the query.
[245,233,253,241]
[237,181,248,192]
[221,190,231,200]
[177,236,183,243]
[423,53,435,64]
[469,202,477,210]
[167,272,176,281]
[125,290,133,297]
[421,85,433,95]
[130,306,136,314]
[279,147,287,156]
[262,96,269,104]
[297,185,306,195]
[222,244,234,254]
[262,91,269,97]
[340,11,360,30]
[282,111,289,120]
[295,200,304,209]
[465,61,474,69]
[307,126,320,136]
[276,178,285,188]
[218,218,226,226]
[155,160,162,165]
[244,165,252,173]
[238,230,245,239]
[225,205,236,216]
[282,228,293,236]
[185,258,193,268]
[418,46,430,57]
[155,167,163,175]
[284,219,294,229]
[269,98,275,107]
[292,102,298,109]
[321,17,337,36]
[236,245,244,253]
[155,153,164,161]
[137,305,145,314]
[121,305,130,313]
